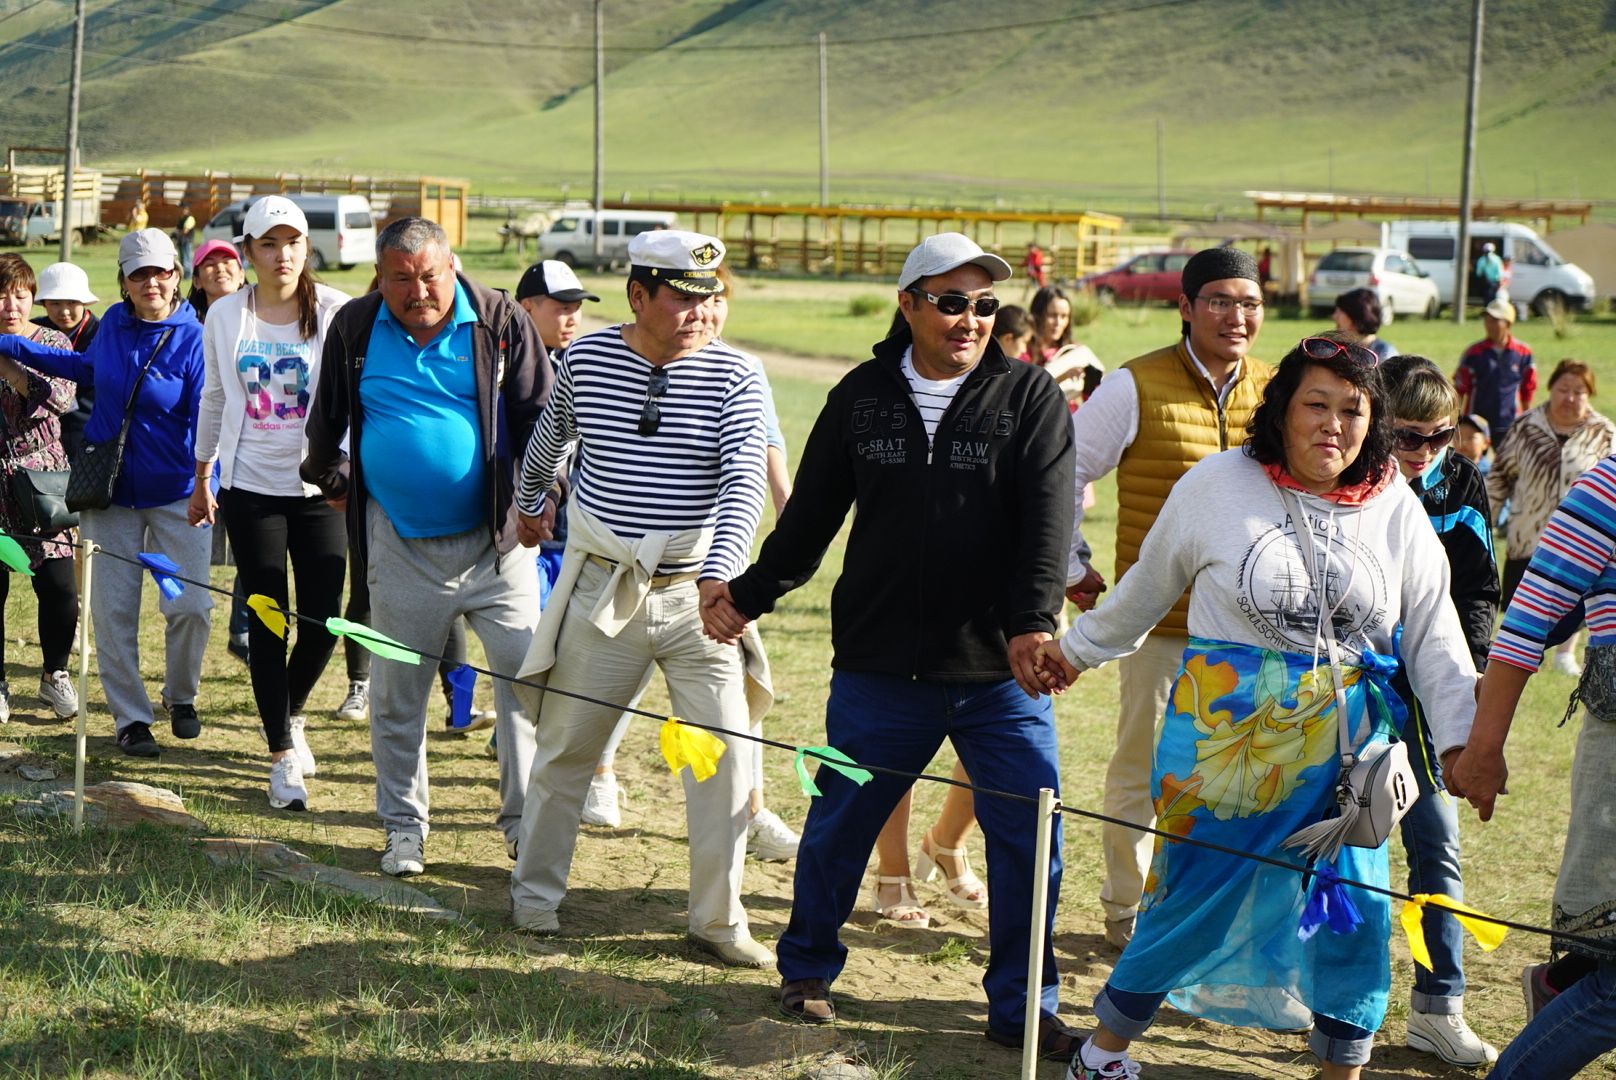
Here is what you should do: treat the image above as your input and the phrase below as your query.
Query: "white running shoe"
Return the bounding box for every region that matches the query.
[747,807,801,861]
[268,757,308,811]
[335,681,369,721]
[1067,1038,1143,1080]
[1406,1008,1498,1067]
[287,714,316,776]
[581,771,623,827]
[38,670,77,718]
[381,830,424,877]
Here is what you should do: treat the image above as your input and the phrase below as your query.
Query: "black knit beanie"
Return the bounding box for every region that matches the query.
[1180,246,1261,300]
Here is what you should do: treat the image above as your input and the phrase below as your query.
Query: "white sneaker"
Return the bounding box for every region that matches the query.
[268,757,308,811]
[1406,1008,1498,1067]
[288,714,316,776]
[38,670,77,718]
[0,681,10,724]
[1067,1039,1143,1080]
[581,771,622,827]
[1553,649,1582,677]
[380,829,424,877]
[335,681,369,721]
[747,807,801,860]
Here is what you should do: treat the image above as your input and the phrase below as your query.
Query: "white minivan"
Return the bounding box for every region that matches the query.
[202,193,378,271]
[537,209,678,270]
[1385,220,1596,316]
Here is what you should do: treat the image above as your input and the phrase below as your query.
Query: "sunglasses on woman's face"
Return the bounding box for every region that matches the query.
[1299,336,1380,368]
[126,266,175,283]
[1392,426,1456,453]
[638,367,671,437]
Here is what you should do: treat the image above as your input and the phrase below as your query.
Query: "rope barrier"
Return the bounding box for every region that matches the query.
[6,529,1603,953]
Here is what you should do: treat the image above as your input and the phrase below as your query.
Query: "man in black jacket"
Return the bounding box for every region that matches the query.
[712,233,1080,1057]
[302,217,554,878]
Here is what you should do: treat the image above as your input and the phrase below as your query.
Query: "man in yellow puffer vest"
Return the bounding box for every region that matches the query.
[1064,247,1274,949]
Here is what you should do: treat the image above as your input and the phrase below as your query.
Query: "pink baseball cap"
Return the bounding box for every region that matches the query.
[192,239,242,270]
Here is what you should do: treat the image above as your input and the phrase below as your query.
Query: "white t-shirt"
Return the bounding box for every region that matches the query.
[230,314,315,496]
[900,345,970,446]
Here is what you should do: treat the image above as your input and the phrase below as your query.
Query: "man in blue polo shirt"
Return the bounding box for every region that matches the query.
[303,217,555,877]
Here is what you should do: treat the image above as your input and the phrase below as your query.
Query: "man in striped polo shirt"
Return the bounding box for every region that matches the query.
[507,230,773,967]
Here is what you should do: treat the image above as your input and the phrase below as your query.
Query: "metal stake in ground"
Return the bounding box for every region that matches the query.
[1022,787,1057,1080]
[73,538,95,831]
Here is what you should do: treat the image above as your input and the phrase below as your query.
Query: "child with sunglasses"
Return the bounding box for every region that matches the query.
[1380,354,1501,1067]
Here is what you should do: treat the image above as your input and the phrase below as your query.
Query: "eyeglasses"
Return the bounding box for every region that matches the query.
[637,367,670,437]
[126,266,175,282]
[1392,426,1456,453]
[1299,335,1381,369]
[906,288,1001,318]
[1195,294,1264,316]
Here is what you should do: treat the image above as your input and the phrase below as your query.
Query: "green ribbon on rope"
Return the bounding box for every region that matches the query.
[325,617,421,664]
[793,744,874,797]
[0,535,35,576]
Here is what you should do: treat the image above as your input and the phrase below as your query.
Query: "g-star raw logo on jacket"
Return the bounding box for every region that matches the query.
[951,407,1015,437]
[850,396,909,435]
[856,436,908,464]
[948,438,991,470]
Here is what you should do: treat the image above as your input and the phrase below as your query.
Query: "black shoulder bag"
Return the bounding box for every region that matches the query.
[65,327,173,513]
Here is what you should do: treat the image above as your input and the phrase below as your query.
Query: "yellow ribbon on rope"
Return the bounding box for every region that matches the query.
[658,716,726,782]
[1400,893,1509,971]
[246,594,287,639]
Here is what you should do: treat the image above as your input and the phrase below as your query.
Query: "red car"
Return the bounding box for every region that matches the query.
[1079,250,1197,304]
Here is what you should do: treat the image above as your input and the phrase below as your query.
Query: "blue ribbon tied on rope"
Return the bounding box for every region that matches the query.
[1297,864,1364,941]
[138,552,185,600]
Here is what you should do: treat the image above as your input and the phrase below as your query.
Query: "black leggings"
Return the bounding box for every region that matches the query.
[0,555,78,675]
[344,542,465,692]
[220,488,346,752]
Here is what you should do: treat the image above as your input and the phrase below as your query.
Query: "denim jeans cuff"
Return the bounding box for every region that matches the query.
[1308,1027,1375,1066]
[1412,991,1463,1015]
[1092,987,1157,1040]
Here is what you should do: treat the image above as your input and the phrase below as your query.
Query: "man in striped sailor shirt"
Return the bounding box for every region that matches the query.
[507,230,774,967]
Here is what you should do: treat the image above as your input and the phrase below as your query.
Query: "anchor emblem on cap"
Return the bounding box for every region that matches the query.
[691,242,720,267]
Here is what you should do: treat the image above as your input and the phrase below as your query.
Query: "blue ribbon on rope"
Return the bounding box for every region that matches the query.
[1298,865,1364,941]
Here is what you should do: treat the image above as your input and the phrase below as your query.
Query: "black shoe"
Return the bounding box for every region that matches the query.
[117,722,160,757]
[167,702,201,739]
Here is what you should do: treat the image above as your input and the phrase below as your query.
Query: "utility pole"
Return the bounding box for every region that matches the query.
[817,32,829,207]
[1328,146,1335,192]
[59,0,86,262]
[1155,118,1166,222]
[592,0,604,267]
[1454,0,1484,324]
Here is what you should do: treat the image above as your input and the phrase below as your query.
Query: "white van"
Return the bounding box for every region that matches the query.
[537,209,678,270]
[1385,220,1596,316]
[202,193,377,271]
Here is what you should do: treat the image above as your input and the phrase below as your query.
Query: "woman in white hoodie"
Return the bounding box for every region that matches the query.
[188,196,350,811]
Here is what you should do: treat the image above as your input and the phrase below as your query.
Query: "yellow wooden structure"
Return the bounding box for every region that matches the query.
[1247,190,1591,233]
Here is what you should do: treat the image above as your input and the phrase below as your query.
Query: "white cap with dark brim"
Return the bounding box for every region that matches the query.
[898,232,1013,291]
[118,228,179,277]
[628,229,726,296]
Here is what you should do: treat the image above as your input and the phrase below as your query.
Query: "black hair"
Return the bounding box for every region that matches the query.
[1243,331,1393,489]
[994,304,1032,342]
[626,266,669,302]
[1029,285,1072,350]
[1333,287,1383,336]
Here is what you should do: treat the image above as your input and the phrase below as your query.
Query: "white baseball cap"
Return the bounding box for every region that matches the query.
[898,232,1012,291]
[238,196,309,241]
[1484,296,1516,322]
[628,229,725,295]
[517,259,600,303]
[34,262,98,304]
[118,228,179,276]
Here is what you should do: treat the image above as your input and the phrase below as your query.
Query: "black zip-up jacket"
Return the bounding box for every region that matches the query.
[729,329,1075,681]
[300,274,553,572]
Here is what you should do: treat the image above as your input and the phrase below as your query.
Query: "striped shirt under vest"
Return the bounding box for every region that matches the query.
[516,325,767,580]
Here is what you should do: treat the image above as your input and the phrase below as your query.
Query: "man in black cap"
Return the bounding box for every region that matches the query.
[515,259,601,358]
[1064,247,1273,951]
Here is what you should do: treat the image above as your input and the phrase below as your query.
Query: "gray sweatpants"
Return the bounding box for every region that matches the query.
[366,501,539,843]
[80,498,214,733]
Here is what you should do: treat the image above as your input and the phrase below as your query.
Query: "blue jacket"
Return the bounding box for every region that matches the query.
[0,301,205,508]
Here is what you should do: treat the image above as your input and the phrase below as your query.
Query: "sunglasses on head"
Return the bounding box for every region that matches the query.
[637,367,670,437]
[906,288,1000,318]
[1392,426,1456,453]
[1299,336,1380,368]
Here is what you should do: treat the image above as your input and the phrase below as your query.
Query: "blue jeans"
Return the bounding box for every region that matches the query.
[1096,985,1376,1067]
[776,670,1063,1037]
[1490,959,1616,1078]
[1400,702,1466,1011]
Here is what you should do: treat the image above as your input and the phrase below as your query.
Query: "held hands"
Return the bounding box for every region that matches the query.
[1450,744,1510,822]
[1028,637,1081,696]
[515,498,557,548]
[698,578,749,646]
[187,482,215,527]
[1065,565,1107,612]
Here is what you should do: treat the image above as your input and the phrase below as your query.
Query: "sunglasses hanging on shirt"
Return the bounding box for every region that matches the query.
[638,367,671,437]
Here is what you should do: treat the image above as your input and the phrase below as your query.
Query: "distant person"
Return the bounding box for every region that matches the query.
[1028,284,1100,409]
[126,200,148,233]
[1331,287,1397,363]
[1257,245,1274,289]
[0,230,212,757]
[186,240,245,322]
[1475,242,1503,304]
[172,202,198,280]
[1023,242,1047,292]
[30,261,99,459]
[0,254,80,724]
[1454,297,1535,446]
[993,304,1033,360]
[1455,413,1491,472]
[301,217,554,877]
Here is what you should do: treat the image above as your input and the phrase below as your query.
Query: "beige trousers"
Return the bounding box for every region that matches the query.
[510,558,753,941]
[1099,632,1185,922]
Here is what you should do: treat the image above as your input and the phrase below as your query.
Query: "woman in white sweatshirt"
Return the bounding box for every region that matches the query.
[188,196,349,811]
[1038,334,1481,1080]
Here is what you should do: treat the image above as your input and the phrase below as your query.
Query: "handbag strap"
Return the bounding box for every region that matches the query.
[1278,484,1362,767]
[114,326,174,442]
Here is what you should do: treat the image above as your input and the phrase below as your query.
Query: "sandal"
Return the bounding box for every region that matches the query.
[915,828,989,909]
[779,977,835,1024]
[871,874,931,929]
[985,1015,1085,1061]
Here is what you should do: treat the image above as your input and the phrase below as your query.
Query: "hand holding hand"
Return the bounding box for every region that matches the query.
[1450,744,1509,822]
[1008,632,1063,698]
[1032,638,1081,694]
[1065,565,1107,612]
[698,578,748,645]
[187,483,215,527]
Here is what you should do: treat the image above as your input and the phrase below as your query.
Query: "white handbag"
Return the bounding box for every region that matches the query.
[1277,487,1419,862]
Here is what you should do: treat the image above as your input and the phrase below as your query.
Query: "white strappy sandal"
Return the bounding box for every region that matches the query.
[871,875,931,930]
[914,829,989,909]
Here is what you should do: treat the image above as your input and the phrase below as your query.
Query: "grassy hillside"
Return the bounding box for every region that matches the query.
[2,0,1614,216]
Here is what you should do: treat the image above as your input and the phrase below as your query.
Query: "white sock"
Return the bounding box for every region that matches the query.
[1080,1037,1122,1070]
